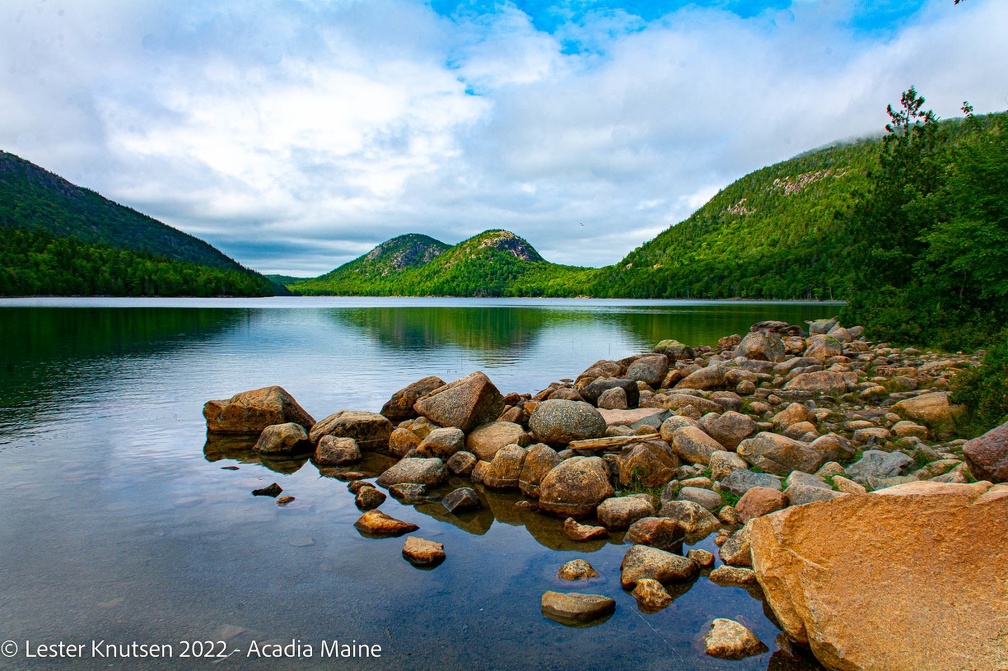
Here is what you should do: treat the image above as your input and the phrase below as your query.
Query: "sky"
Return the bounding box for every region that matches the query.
[2,0,1007,276]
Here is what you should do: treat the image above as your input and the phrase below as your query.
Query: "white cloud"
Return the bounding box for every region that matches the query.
[1,0,1006,275]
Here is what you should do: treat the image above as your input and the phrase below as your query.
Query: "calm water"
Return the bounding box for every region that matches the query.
[0,298,835,671]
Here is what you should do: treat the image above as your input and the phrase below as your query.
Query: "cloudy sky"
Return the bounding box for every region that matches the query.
[2,0,1006,275]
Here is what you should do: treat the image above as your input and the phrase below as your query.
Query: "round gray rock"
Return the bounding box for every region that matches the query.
[530,399,607,446]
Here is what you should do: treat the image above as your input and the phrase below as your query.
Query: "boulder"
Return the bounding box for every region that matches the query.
[442,487,482,514]
[354,510,419,537]
[677,486,722,512]
[402,536,445,567]
[624,517,685,551]
[783,371,850,395]
[616,441,678,488]
[708,566,758,587]
[963,420,1008,483]
[735,486,788,523]
[597,494,656,529]
[686,548,715,568]
[557,559,600,581]
[355,486,386,511]
[750,481,1008,671]
[518,443,562,498]
[309,410,392,451]
[413,371,505,433]
[804,335,843,363]
[563,518,609,542]
[254,422,311,454]
[653,339,694,360]
[380,376,446,422]
[620,544,699,588]
[671,426,725,465]
[709,450,748,480]
[416,427,466,459]
[541,592,615,624]
[845,450,914,486]
[376,457,448,488]
[388,427,422,458]
[387,483,429,504]
[530,399,607,446]
[580,377,640,408]
[718,521,753,567]
[721,469,783,498]
[784,472,845,506]
[809,432,854,463]
[204,386,315,435]
[599,407,669,429]
[657,500,721,538]
[444,450,476,477]
[597,387,628,409]
[481,444,527,490]
[631,578,674,610]
[891,392,964,440]
[738,331,786,362]
[538,457,615,518]
[772,402,816,430]
[737,432,823,475]
[627,355,670,388]
[313,435,361,466]
[704,619,769,660]
[676,365,728,391]
[465,421,529,461]
[704,411,756,450]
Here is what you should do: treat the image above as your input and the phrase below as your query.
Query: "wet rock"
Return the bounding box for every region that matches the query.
[625,517,685,551]
[627,355,670,388]
[737,432,823,476]
[354,510,419,537]
[204,386,315,435]
[538,457,615,518]
[446,450,478,477]
[276,496,295,506]
[891,392,964,440]
[709,565,758,586]
[413,371,505,433]
[388,427,422,459]
[313,435,361,466]
[557,559,600,581]
[963,420,1008,483]
[718,521,753,567]
[657,500,721,538]
[620,544,699,588]
[402,536,445,567]
[704,618,769,660]
[465,421,529,461]
[254,422,311,454]
[709,450,748,480]
[750,481,1008,671]
[481,444,526,490]
[736,486,788,523]
[597,494,656,529]
[518,443,562,498]
[721,469,783,498]
[616,441,678,488]
[252,482,282,497]
[783,371,850,395]
[416,427,466,459]
[530,399,608,446]
[687,548,715,568]
[541,592,615,624]
[563,517,609,541]
[738,331,786,362]
[442,487,482,514]
[580,377,640,408]
[309,411,393,451]
[355,486,386,510]
[845,450,914,485]
[676,365,728,391]
[380,376,446,422]
[631,578,673,610]
[376,457,448,488]
[671,426,725,465]
[388,483,429,504]
[677,486,722,511]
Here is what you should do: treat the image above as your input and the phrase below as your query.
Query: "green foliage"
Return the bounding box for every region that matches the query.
[719,490,740,508]
[0,227,272,297]
[951,329,1008,435]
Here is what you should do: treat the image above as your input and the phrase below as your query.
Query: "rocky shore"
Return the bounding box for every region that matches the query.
[203,317,1008,671]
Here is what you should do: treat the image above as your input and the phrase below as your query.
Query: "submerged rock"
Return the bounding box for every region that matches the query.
[631,578,673,611]
[442,487,482,514]
[563,518,609,542]
[401,536,445,567]
[252,482,283,497]
[557,559,599,581]
[354,510,419,537]
[704,618,768,660]
[541,592,615,624]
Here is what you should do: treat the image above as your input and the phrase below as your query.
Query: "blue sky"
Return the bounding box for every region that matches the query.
[2,0,1006,275]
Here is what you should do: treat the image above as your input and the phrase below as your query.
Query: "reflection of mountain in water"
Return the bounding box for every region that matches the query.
[0,307,247,435]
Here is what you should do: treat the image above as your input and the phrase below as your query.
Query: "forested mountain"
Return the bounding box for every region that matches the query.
[0,151,273,296]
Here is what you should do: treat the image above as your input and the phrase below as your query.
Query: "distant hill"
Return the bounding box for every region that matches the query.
[0,151,273,296]
[291,230,589,297]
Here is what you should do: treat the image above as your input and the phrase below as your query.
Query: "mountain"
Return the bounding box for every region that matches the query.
[0,150,273,296]
[291,230,589,297]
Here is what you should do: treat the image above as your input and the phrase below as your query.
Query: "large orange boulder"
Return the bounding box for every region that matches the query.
[204,386,315,435]
[750,481,1008,671]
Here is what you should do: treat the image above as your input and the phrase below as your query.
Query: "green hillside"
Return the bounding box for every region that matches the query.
[0,151,273,296]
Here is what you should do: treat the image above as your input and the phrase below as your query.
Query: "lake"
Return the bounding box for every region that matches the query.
[0,297,836,671]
